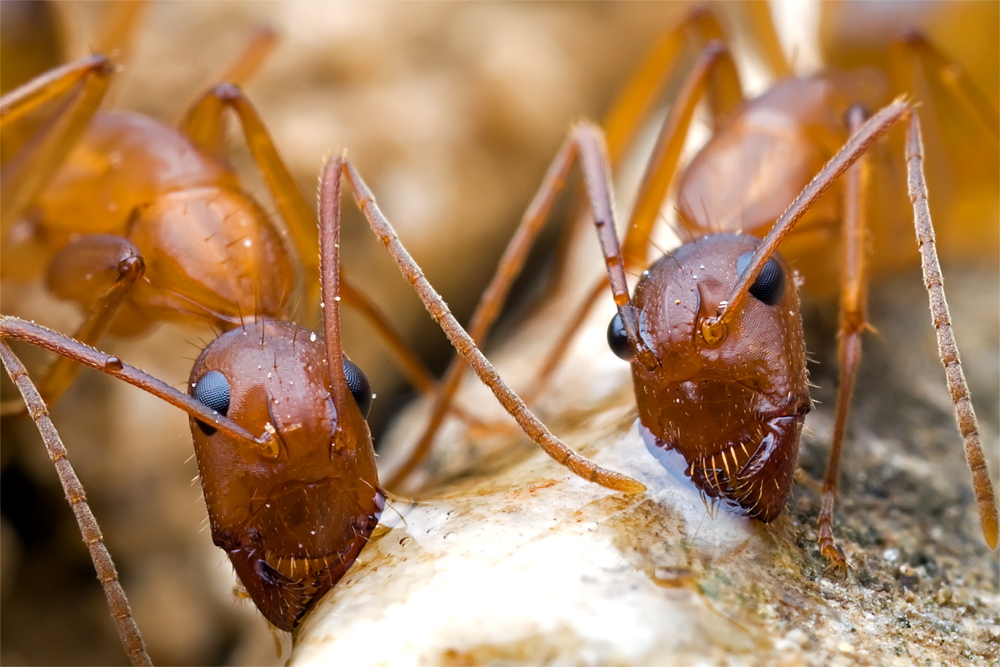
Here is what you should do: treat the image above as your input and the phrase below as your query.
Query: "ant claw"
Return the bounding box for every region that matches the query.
[820,543,850,577]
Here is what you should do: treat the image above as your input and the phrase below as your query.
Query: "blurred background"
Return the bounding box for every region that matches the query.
[1,1,996,665]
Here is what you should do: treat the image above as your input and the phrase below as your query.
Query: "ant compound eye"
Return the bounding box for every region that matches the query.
[736,251,785,306]
[343,358,373,419]
[192,370,230,436]
[607,312,636,362]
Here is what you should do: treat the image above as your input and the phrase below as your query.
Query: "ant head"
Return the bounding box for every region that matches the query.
[611,234,810,521]
[187,320,381,631]
[182,155,383,632]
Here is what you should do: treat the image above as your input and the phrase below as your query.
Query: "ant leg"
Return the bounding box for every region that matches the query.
[621,41,740,272]
[741,0,793,80]
[602,6,726,163]
[384,111,668,490]
[887,31,1000,262]
[816,106,872,573]
[91,0,147,67]
[0,340,152,667]
[339,276,437,397]
[339,274,483,427]
[0,55,113,226]
[209,27,279,92]
[525,42,742,412]
[891,31,998,143]
[520,275,608,406]
[904,112,999,549]
[174,26,279,125]
[338,156,645,494]
[547,8,734,294]
[384,129,597,489]
[179,83,317,300]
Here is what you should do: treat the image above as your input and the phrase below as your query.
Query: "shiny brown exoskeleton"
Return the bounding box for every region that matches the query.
[0,5,440,419]
[0,152,643,662]
[384,2,997,570]
[187,322,381,632]
[610,235,809,522]
[187,330,380,631]
[0,148,384,651]
[582,3,998,568]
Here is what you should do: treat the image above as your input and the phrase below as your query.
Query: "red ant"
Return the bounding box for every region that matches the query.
[383,3,998,569]
[0,151,642,664]
[0,6,475,662]
[0,3,444,418]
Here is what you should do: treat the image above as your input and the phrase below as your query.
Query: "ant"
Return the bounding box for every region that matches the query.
[0,152,642,664]
[0,6,475,663]
[2,5,689,662]
[0,2,443,417]
[383,2,998,570]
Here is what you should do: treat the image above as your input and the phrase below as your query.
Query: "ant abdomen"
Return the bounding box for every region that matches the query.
[627,234,810,521]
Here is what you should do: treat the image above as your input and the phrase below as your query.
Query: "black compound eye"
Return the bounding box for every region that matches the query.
[607,312,636,362]
[736,251,785,306]
[192,370,230,436]
[343,358,373,419]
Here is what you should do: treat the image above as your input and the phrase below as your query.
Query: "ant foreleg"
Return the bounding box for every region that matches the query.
[0,55,113,226]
